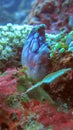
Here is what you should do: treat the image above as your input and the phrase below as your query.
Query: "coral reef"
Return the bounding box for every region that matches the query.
[0,1,73,129]
[0,23,73,108]
[0,23,73,72]
[0,24,32,71]
[0,68,73,130]
[24,0,73,32]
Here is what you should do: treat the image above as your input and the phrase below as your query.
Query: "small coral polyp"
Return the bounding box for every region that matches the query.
[0,23,33,71]
[0,24,32,60]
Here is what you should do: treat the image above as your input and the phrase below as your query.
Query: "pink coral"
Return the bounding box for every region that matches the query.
[0,68,17,95]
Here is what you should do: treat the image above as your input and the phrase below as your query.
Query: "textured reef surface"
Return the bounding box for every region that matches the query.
[0,23,73,130]
[24,0,73,33]
[0,0,73,130]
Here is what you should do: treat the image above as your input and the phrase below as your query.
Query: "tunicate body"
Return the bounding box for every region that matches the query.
[21,24,51,81]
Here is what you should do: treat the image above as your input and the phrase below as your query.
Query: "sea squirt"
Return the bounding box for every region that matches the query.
[21,24,51,81]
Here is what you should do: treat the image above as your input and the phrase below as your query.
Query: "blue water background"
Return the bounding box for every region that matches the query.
[0,0,34,25]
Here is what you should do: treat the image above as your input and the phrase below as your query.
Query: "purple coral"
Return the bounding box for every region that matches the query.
[21,24,51,81]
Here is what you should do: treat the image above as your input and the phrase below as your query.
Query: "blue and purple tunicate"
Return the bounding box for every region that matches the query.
[21,24,51,81]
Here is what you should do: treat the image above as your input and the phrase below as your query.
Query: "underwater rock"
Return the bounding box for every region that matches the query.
[24,0,73,32]
[21,24,51,81]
